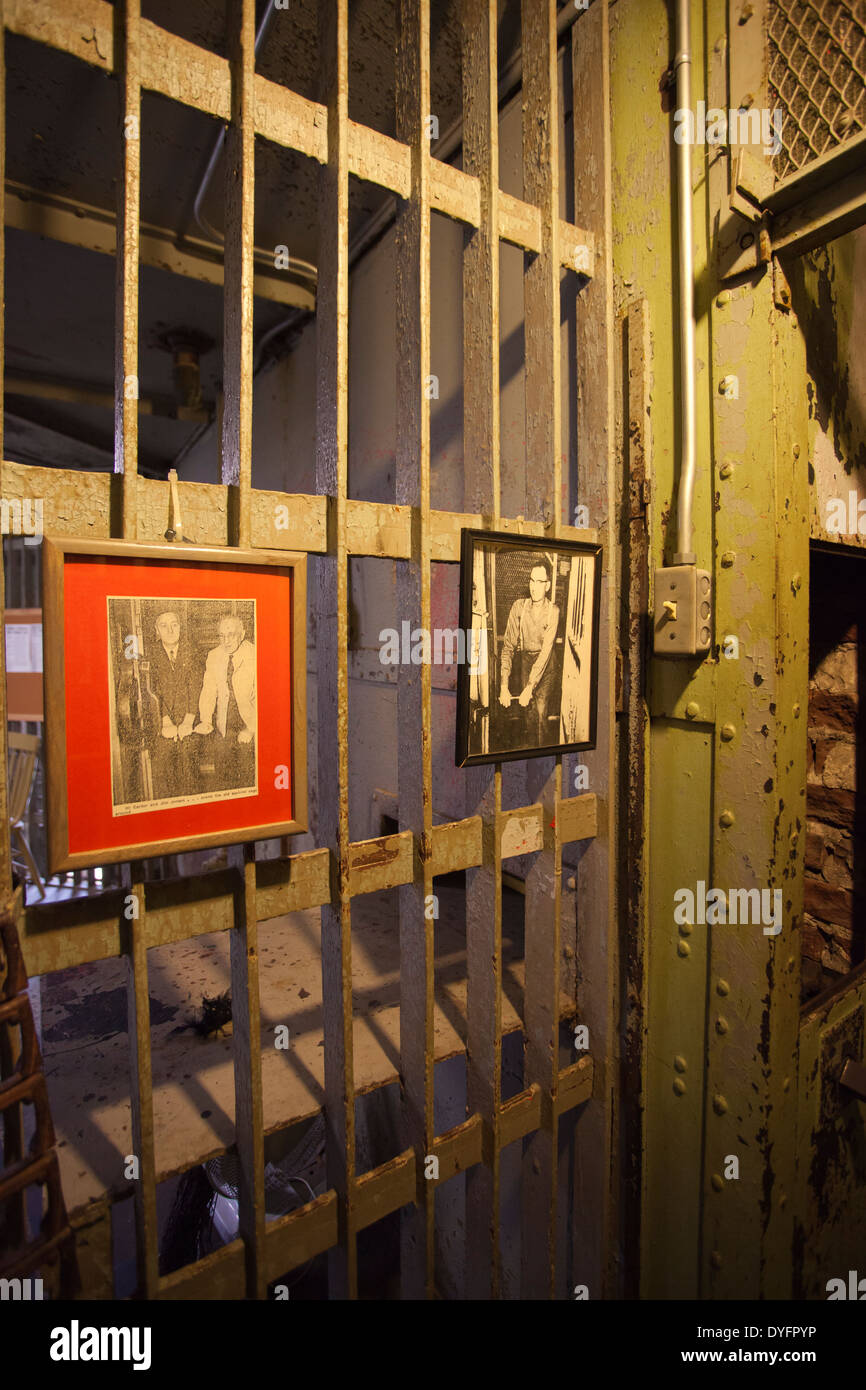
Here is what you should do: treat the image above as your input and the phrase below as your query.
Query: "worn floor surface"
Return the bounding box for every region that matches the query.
[39,880,575,1214]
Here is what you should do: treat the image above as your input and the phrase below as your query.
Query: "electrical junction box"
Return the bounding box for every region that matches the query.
[653,565,712,656]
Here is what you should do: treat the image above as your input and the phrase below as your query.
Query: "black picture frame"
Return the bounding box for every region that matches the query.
[455,528,602,768]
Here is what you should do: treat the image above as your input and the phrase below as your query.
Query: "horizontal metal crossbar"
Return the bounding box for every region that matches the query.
[765,128,866,256]
[155,1056,592,1295]
[18,797,597,976]
[1,460,599,557]
[4,0,594,275]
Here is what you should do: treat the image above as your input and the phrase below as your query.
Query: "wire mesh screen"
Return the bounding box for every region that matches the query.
[768,0,866,180]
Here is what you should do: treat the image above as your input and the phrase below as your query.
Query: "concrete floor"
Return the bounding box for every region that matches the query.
[38,879,568,1218]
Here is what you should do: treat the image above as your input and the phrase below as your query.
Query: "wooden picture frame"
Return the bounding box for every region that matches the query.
[42,538,308,872]
[455,528,602,767]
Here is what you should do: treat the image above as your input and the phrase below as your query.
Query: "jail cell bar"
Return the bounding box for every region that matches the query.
[0,0,612,1299]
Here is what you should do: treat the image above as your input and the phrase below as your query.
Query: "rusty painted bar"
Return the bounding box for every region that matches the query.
[17,802,598,976]
[123,874,159,1297]
[430,816,482,876]
[70,1199,114,1300]
[17,801,598,978]
[620,296,650,1294]
[1,458,596,561]
[554,1057,593,1117]
[556,794,598,845]
[114,0,140,538]
[0,0,9,905]
[572,0,617,1298]
[395,0,435,1301]
[219,0,266,1300]
[228,843,266,1298]
[159,1240,246,1300]
[255,850,331,920]
[112,0,159,1302]
[265,1191,339,1281]
[221,0,255,549]
[432,1114,483,1182]
[462,0,504,1302]
[355,1150,416,1230]
[520,0,563,1301]
[499,1084,542,1150]
[347,831,414,898]
[5,1,595,274]
[1,0,607,1306]
[316,0,357,1301]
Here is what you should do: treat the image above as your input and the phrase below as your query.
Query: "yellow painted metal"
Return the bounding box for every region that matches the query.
[789,199,866,1299]
[643,720,713,1297]
[613,0,813,1298]
[608,0,711,1296]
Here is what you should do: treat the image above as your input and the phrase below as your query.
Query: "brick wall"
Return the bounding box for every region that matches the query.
[803,553,864,1001]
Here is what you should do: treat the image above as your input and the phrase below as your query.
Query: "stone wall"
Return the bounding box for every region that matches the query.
[803,559,863,1001]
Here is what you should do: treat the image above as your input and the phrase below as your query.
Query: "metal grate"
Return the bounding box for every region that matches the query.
[768,0,866,180]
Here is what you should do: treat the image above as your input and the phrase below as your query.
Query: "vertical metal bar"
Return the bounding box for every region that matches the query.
[113,0,159,1300]
[316,0,357,1300]
[0,0,10,904]
[223,0,265,1298]
[228,842,266,1297]
[395,0,434,1301]
[0,19,15,1213]
[572,0,617,1299]
[620,298,650,1297]
[462,0,503,1301]
[114,0,140,540]
[122,870,159,1297]
[520,0,563,1300]
[222,0,256,550]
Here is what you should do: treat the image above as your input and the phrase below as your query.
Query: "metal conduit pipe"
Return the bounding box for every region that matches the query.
[673,0,697,565]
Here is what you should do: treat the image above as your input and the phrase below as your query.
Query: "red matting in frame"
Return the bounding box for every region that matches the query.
[62,554,293,856]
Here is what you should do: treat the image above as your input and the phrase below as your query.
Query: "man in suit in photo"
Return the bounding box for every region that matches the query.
[194,614,256,791]
[149,610,203,800]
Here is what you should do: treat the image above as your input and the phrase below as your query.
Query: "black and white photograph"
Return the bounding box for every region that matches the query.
[456,529,602,767]
[107,597,258,814]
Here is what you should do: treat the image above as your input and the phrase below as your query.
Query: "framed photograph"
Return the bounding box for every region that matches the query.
[42,538,307,872]
[455,528,602,767]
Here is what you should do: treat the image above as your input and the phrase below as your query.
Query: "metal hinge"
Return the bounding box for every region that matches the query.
[773,257,792,311]
[628,477,650,521]
[616,647,625,713]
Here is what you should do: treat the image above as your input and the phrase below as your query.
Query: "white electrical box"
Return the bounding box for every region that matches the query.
[653,565,712,656]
